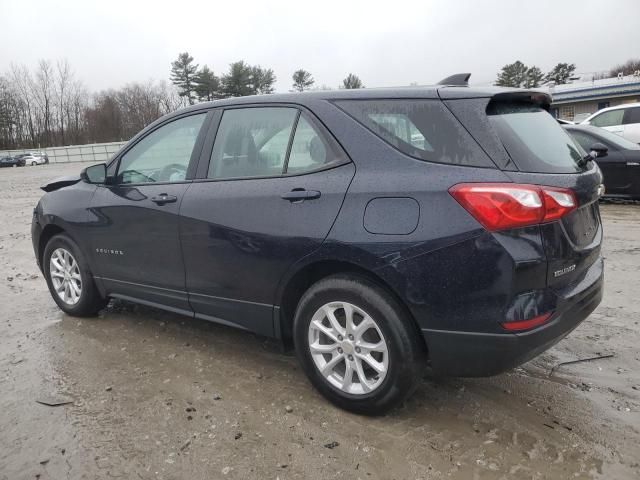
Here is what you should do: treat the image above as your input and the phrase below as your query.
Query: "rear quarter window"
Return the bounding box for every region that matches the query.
[335,99,494,168]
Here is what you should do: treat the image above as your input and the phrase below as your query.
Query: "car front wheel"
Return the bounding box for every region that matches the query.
[43,233,107,316]
[294,274,426,415]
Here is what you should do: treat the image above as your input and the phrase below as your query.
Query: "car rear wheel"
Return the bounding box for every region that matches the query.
[43,233,107,316]
[293,274,426,415]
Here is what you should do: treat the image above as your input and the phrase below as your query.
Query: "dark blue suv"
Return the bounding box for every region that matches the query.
[32,76,604,414]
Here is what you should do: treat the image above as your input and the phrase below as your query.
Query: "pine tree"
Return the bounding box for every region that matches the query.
[221,61,254,97]
[495,61,529,87]
[170,52,198,105]
[251,66,276,94]
[341,74,364,89]
[524,66,544,88]
[193,65,220,101]
[292,69,314,91]
[544,63,576,85]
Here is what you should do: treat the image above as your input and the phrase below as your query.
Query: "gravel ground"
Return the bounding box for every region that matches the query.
[0,163,639,480]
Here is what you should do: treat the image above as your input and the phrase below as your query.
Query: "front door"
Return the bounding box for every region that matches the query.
[89,112,208,313]
[180,106,355,336]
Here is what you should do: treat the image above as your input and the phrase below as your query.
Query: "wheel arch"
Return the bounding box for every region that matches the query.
[38,224,66,268]
[276,259,426,353]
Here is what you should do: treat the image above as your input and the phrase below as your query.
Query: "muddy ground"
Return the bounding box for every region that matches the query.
[0,163,638,480]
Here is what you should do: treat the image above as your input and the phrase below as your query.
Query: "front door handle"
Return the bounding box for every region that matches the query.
[627,162,640,166]
[281,189,321,203]
[151,193,177,205]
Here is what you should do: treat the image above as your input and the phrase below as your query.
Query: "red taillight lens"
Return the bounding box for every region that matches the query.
[449,183,576,231]
[500,312,552,331]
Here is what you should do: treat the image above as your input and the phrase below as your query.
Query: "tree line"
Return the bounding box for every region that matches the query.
[169,51,363,103]
[0,61,185,150]
[494,58,640,88]
[0,53,365,150]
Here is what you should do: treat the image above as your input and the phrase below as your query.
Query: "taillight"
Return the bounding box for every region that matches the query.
[500,312,552,331]
[449,183,576,231]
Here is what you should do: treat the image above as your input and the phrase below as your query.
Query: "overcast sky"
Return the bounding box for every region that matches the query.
[1,0,639,92]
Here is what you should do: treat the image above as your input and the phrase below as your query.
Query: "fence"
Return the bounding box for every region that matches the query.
[0,141,128,164]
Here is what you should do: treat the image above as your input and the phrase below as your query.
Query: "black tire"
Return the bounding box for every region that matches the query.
[43,233,107,316]
[293,274,426,415]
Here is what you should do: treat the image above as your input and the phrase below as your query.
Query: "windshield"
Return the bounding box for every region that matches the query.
[488,103,584,173]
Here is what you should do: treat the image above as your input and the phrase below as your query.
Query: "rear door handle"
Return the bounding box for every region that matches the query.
[151,193,177,205]
[281,189,321,202]
[627,162,640,166]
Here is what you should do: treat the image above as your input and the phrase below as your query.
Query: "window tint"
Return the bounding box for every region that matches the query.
[286,114,347,174]
[335,100,488,166]
[117,114,206,184]
[208,107,297,179]
[623,107,640,125]
[590,109,624,127]
[488,103,583,173]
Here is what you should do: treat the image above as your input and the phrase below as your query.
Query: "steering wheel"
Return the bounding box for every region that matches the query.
[159,163,187,182]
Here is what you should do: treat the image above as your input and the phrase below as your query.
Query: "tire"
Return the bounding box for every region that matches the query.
[43,233,107,316]
[31,161,37,166]
[293,274,426,415]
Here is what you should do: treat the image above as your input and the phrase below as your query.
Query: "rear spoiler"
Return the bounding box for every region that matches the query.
[489,91,552,111]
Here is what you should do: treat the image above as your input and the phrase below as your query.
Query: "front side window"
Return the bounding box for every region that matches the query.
[590,109,624,128]
[208,107,297,179]
[117,113,206,184]
[335,99,484,166]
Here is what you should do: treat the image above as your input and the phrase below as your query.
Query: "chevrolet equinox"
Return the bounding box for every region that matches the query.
[32,74,604,414]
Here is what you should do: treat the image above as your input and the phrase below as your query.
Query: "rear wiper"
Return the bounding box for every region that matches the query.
[576,154,594,169]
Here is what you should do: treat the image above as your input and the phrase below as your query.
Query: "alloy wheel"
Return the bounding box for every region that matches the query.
[308,301,389,395]
[49,247,82,305]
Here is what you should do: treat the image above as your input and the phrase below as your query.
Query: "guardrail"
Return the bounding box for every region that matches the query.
[0,141,128,164]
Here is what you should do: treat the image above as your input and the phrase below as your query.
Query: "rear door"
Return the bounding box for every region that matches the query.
[484,101,603,288]
[180,105,354,336]
[445,94,603,290]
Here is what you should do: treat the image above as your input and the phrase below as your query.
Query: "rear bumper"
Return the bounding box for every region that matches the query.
[423,257,604,377]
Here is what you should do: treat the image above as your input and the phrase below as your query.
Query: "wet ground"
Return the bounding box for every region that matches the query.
[0,163,639,479]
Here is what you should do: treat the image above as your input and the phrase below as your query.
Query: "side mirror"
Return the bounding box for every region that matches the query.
[590,143,608,158]
[80,163,107,184]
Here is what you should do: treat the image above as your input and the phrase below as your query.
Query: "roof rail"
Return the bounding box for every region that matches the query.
[437,73,471,86]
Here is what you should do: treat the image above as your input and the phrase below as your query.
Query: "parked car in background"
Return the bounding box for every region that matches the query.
[564,124,640,199]
[0,155,25,167]
[556,118,574,125]
[581,103,640,144]
[572,113,591,124]
[32,79,604,414]
[16,152,49,166]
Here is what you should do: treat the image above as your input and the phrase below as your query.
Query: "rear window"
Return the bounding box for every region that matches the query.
[488,103,584,173]
[335,100,493,167]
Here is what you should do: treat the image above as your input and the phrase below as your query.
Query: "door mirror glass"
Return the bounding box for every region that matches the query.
[590,142,608,158]
[81,163,107,184]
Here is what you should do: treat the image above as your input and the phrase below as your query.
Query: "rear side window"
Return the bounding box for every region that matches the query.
[623,107,640,125]
[488,103,583,173]
[208,107,297,179]
[335,100,491,167]
[208,107,348,179]
[590,109,624,127]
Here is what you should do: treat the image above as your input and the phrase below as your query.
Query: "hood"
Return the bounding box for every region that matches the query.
[41,175,81,192]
